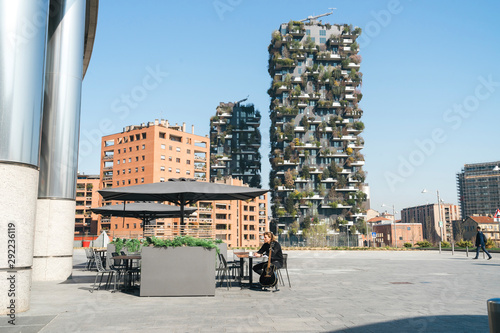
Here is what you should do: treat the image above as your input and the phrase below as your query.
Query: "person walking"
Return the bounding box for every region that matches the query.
[473,226,492,260]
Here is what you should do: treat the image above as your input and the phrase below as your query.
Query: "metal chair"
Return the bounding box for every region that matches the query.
[84,248,96,271]
[276,253,291,288]
[216,252,241,289]
[90,253,118,293]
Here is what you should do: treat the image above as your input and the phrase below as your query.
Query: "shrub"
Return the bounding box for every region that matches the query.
[403,242,412,248]
[456,239,473,248]
[486,238,495,249]
[416,240,432,248]
[441,241,451,248]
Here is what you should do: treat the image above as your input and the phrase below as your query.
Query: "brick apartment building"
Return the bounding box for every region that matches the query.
[75,173,100,235]
[95,120,268,247]
[401,203,460,244]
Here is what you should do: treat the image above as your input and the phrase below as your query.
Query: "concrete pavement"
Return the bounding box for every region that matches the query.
[1,249,496,332]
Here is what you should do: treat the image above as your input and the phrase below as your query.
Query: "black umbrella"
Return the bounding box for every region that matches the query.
[91,202,197,236]
[98,178,268,226]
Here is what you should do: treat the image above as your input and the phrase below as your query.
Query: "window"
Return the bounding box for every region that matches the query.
[298,68,302,75]
[128,158,131,163]
[160,166,165,171]
[117,149,120,154]
[135,179,138,183]
[116,181,119,186]
[136,146,139,151]
[141,178,144,183]
[128,168,131,173]
[135,156,139,162]
[306,29,310,35]
[129,147,132,152]
[176,169,180,173]
[117,160,120,165]
[161,144,166,149]
[169,146,172,150]
[168,167,172,172]
[186,170,191,175]
[176,147,181,152]
[128,179,131,184]
[161,155,166,160]
[123,159,125,164]
[122,180,125,185]
[135,167,138,172]
[320,38,326,44]
[160,177,165,182]
[159,132,166,139]
[142,155,145,161]
[186,160,190,165]
[142,133,146,139]
[176,158,180,163]
[319,30,326,36]
[142,144,145,150]
[117,170,120,175]
[141,166,145,172]
[187,149,191,154]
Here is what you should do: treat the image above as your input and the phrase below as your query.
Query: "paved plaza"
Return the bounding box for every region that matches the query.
[2,249,497,332]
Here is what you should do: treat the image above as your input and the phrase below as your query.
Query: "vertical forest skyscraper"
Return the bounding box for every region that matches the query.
[268,16,367,231]
[210,99,262,188]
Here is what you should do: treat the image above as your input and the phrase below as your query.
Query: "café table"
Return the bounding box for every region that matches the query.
[234,252,263,288]
[112,255,141,290]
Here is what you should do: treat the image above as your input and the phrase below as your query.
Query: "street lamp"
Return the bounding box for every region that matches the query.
[381,203,398,248]
[422,189,444,253]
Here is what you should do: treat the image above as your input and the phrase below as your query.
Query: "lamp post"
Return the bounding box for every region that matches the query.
[422,189,444,253]
[381,204,398,248]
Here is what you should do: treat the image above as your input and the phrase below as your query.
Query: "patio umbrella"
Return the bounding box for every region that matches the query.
[91,202,197,236]
[98,178,268,226]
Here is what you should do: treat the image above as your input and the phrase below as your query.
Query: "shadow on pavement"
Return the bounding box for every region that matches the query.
[328,315,488,333]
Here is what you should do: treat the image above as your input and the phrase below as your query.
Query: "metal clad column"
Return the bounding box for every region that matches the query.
[34,0,86,281]
[0,1,50,314]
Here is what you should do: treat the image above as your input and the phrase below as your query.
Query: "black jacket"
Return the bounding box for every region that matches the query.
[257,241,283,267]
[475,231,486,246]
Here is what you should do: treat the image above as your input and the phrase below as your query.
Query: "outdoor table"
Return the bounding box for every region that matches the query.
[235,252,263,288]
[112,255,141,290]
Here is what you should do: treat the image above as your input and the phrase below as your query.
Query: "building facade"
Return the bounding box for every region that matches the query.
[99,120,210,235]
[268,18,366,231]
[454,216,499,245]
[373,223,423,248]
[98,122,268,246]
[75,174,100,235]
[457,161,500,218]
[210,100,262,187]
[401,203,461,244]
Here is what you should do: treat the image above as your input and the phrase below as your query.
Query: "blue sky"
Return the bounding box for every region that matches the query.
[79,0,500,218]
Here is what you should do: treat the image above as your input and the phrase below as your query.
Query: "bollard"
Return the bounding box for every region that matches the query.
[466,246,469,257]
[452,242,454,255]
[487,298,500,333]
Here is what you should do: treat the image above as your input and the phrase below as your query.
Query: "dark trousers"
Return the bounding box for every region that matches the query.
[253,261,281,275]
[475,245,492,259]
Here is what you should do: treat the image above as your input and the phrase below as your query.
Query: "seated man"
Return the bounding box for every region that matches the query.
[253,231,283,275]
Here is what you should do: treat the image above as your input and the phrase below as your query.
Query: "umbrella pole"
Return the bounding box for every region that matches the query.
[122,201,126,228]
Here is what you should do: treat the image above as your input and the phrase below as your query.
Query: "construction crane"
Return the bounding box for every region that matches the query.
[298,9,335,23]
[235,95,249,106]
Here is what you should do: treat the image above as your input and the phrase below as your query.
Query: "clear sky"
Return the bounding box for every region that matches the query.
[79,0,500,218]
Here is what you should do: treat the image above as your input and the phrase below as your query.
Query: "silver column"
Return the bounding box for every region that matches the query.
[0,0,50,314]
[34,0,86,281]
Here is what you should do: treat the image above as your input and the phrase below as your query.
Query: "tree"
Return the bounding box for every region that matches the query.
[302,165,310,179]
[284,169,295,188]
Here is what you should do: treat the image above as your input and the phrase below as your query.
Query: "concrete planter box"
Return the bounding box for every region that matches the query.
[140,246,216,297]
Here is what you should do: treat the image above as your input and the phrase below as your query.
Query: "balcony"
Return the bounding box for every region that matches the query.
[103,155,114,160]
[351,160,365,166]
[348,63,360,69]
[276,186,293,192]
